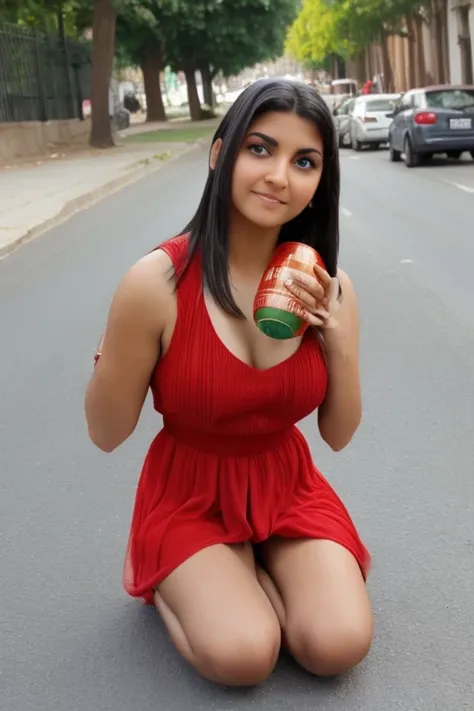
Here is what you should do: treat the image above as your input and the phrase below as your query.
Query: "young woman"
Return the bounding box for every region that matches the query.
[85,78,372,687]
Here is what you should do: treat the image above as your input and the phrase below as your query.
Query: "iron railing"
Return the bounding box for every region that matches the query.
[0,23,91,123]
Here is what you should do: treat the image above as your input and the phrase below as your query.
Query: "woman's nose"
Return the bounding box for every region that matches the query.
[265,160,288,189]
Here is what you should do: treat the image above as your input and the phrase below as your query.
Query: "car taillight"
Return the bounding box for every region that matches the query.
[414,111,437,125]
[362,116,377,123]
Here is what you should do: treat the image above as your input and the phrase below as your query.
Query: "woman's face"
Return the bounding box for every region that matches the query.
[230,111,324,230]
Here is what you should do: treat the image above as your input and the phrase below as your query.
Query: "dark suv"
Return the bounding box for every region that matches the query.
[388,85,474,167]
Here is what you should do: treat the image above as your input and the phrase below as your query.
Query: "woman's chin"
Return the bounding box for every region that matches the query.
[241,210,287,231]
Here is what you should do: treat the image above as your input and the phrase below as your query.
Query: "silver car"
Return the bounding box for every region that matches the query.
[333,98,356,147]
[388,84,474,167]
[350,94,401,150]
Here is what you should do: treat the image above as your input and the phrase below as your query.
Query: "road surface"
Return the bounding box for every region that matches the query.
[1,145,473,711]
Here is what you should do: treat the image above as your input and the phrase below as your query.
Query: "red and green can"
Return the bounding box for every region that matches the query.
[253,242,325,340]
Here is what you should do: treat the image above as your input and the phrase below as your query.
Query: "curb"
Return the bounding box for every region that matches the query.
[0,137,208,260]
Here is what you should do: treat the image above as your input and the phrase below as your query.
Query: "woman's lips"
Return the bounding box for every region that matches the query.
[253,192,286,205]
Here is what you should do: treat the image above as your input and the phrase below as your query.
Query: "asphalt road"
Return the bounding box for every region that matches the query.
[1,144,474,711]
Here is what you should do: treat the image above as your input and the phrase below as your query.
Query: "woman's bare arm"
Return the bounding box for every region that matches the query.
[317,270,361,452]
[85,250,173,452]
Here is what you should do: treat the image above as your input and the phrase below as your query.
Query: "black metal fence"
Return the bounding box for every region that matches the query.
[0,23,91,123]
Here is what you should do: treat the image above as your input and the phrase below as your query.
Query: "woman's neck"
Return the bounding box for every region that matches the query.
[227,212,280,276]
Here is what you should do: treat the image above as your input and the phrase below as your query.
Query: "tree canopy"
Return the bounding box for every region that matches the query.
[285,0,424,69]
[0,0,301,145]
[162,0,298,77]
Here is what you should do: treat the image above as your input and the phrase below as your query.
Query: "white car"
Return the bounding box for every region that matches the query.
[333,98,356,147]
[350,93,401,150]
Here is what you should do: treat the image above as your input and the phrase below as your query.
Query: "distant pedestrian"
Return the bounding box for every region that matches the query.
[85,78,372,687]
[362,79,373,95]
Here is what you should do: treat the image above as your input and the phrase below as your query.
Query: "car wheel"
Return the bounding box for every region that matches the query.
[404,136,419,168]
[447,150,462,159]
[351,132,361,151]
[470,150,474,160]
[389,141,401,162]
[342,132,351,148]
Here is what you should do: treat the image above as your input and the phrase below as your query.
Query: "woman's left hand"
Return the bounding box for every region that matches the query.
[285,263,341,330]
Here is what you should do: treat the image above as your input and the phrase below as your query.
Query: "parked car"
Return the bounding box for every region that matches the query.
[388,84,474,167]
[350,93,401,150]
[332,97,356,147]
[325,78,358,112]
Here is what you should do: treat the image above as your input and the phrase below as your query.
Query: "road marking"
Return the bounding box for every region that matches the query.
[341,207,352,217]
[349,155,360,160]
[441,179,474,194]
[401,259,412,264]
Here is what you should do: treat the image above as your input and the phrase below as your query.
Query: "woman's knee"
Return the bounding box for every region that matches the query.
[286,612,373,677]
[193,622,281,686]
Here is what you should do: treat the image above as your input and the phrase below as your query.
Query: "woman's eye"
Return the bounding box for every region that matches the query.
[248,144,269,157]
[296,157,315,169]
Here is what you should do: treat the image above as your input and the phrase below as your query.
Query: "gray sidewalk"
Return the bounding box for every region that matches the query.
[0,128,214,259]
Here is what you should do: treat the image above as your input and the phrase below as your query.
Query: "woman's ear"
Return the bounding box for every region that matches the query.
[209,138,223,170]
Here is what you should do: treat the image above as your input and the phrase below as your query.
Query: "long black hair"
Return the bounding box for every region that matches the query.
[180,78,340,318]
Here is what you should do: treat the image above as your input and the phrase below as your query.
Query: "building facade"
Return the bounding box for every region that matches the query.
[447,0,474,84]
[346,1,474,93]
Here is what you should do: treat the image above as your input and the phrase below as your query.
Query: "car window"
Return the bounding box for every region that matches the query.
[341,99,355,115]
[401,93,414,110]
[413,93,424,109]
[364,98,394,112]
[390,96,403,113]
[424,88,474,109]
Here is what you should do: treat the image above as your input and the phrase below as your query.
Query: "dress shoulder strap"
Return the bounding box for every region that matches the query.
[155,233,202,329]
[155,233,190,278]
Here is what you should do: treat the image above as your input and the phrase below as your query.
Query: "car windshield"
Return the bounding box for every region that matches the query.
[425,89,474,109]
[365,98,394,112]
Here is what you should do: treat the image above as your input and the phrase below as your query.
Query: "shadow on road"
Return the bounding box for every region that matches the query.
[64,601,363,707]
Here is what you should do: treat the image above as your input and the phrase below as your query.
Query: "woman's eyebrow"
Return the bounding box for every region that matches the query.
[246,132,322,156]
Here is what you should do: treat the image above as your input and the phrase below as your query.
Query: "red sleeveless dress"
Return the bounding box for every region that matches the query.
[123,235,370,604]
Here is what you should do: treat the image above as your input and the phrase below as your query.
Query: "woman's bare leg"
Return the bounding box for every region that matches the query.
[255,567,286,628]
[155,542,281,686]
[260,538,373,677]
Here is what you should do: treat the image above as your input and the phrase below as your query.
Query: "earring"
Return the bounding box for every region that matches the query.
[308,201,313,208]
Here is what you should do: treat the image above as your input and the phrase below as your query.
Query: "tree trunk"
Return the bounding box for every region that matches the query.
[355,49,366,84]
[441,2,451,82]
[458,5,474,84]
[429,7,439,82]
[57,8,65,42]
[434,10,444,82]
[184,66,201,121]
[365,46,373,79]
[439,0,450,83]
[200,64,214,108]
[89,0,116,149]
[414,14,426,87]
[380,31,394,92]
[430,0,449,83]
[141,44,167,122]
[406,16,417,89]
